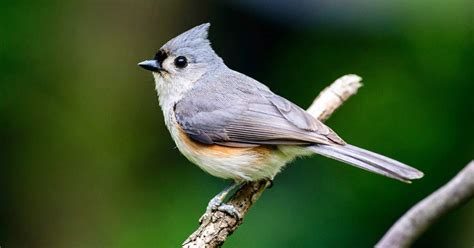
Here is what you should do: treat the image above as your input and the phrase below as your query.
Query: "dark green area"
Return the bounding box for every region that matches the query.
[1,0,473,247]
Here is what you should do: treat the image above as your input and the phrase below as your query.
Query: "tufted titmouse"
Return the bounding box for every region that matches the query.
[138,23,423,212]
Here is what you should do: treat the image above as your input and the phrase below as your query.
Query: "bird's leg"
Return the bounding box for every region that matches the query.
[206,181,241,211]
[215,179,273,219]
[200,181,243,222]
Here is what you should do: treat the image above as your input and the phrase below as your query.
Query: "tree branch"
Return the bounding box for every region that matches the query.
[182,74,363,248]
[376,160,474,248]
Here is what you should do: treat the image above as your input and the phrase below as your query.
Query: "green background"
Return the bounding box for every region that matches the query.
[1,0,473,247]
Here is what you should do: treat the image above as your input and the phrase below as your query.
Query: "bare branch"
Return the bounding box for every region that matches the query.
[183,74,363,248]
[376,160,474,248]
[307,74,362,122]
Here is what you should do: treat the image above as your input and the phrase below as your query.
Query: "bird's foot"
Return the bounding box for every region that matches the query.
[206,193,224,212]
[217,203,241,219]
[200,201,241,223]
[199,182,242,223]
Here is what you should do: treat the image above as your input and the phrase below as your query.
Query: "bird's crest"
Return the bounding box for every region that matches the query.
[162,23,211,54]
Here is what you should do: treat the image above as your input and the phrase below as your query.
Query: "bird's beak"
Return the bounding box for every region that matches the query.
[138,60,162,72]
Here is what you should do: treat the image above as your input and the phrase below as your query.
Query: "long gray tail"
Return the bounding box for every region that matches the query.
[309,144,424,183]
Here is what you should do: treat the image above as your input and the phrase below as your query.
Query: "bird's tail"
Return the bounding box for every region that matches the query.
[309,144,423,183]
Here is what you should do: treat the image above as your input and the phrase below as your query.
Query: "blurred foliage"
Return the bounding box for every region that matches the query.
[0,0,473,247]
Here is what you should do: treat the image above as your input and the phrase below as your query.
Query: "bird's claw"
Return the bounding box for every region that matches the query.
[206,195,223,212]
[200,201,241,223]
[199,195,225,223]
[217,203,241,219]
[199,182,243,223]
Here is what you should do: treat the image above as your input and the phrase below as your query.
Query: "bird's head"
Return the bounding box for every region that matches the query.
[139,23,222,84]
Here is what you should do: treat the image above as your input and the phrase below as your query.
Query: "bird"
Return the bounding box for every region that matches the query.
[138,23,423,215]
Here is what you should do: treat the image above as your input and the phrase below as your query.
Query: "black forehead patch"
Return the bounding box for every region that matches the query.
[154,50,168,66]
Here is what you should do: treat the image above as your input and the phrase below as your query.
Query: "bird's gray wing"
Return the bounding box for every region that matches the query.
[174,71,345,147]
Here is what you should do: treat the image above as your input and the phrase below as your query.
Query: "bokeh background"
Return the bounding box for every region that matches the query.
[1,0,473,247]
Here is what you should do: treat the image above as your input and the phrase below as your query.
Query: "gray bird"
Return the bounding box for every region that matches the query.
[138,23,423,214]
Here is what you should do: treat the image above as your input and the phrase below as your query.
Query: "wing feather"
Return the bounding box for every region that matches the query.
[174,70,345,147]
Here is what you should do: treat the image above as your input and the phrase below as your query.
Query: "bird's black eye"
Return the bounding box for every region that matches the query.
[174,56,188,68]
